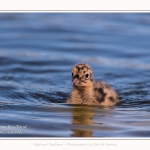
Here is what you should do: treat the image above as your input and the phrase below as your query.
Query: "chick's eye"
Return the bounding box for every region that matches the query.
[85,74,89,79]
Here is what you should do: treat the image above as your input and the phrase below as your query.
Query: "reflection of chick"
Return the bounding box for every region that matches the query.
[67,63,119,106]
[71,106,94,137]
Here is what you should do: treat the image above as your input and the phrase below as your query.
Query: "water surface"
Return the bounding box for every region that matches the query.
[0,13,150,137]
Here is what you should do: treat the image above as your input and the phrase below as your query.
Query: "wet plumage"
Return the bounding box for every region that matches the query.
[66,63,119,106]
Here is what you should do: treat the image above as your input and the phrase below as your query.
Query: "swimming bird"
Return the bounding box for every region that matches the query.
[66,63,119,106]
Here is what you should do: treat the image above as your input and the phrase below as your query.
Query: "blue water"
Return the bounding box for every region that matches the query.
[0,13,150,137]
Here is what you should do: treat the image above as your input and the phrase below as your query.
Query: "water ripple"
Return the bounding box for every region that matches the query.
[0,13,150,137]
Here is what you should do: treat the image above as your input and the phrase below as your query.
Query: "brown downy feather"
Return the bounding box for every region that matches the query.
[66,63,119,106]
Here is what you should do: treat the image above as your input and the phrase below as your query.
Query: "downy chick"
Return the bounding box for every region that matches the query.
[67,63,119,106]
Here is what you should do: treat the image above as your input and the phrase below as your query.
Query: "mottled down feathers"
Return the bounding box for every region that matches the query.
[66,63,119,106]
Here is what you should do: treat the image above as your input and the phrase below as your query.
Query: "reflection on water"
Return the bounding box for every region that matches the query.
[70,105,116,137]
[71,106,94,137]
[0,13,150,137]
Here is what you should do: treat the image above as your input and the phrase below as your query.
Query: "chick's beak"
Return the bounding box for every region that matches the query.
[72,78,80,86]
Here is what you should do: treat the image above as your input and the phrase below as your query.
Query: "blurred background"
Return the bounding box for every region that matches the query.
[0,13,150,137]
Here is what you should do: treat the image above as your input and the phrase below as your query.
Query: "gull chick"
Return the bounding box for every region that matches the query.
[67,63,119,106]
